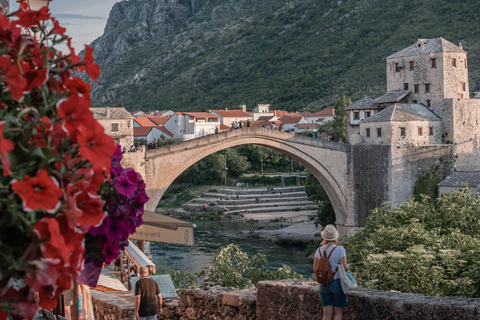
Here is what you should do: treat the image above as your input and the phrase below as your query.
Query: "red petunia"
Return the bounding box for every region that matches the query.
[83,45,101,82]
[56,93,95,139]
[75,189,105,227]
[0,14,21,44]
[33,217,70,262]
[0,121,14,176]
[11,169,63,213]
[20,60,48,93]
[48,18,66,36]
[0,55,27,101]
[64,77,91,101]
[77,122,116,172]
[15,1,50,28]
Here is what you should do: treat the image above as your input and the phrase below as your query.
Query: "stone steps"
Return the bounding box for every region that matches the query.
[191,196,310,206]
[203,191,307,199]
[217,186,305,195]
[222,205,318,215]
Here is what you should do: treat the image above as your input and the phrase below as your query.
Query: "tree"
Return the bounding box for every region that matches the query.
[344,189,480,297]
[318,96,351,142]
[304,173,336,226]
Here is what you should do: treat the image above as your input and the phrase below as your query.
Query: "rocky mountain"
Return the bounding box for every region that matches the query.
[88,0,480,112]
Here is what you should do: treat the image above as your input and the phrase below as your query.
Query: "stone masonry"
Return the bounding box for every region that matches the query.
[91,281,480,320]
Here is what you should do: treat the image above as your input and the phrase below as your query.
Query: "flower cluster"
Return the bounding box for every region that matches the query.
[84,146,148,267]
[0,4,143,319]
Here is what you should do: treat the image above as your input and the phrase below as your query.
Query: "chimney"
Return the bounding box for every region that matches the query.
[240,104,246,112]
[225,107,228,111]
[106,107,110,118]
[459,42,463,50]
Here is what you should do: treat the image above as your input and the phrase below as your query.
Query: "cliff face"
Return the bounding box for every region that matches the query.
[87,0,480,111]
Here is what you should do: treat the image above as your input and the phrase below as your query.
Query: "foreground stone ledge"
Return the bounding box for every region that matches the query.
[257,280,480,320]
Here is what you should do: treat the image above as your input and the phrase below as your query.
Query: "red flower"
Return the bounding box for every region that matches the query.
[15,1,50,28]
[64,77,91,101]
[48,18,66,36]
[56,93,95,139]
[11,169,63,213]
[0,14,21,43]
[0,121,14,176]
[20,60,48,93]
[33,217,71,262]
[0,55,27,101]
[83,45,101,82]
[77,122,116,172]
[75,189,105,227]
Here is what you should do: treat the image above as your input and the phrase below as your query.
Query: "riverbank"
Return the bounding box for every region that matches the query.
[234,221,321,244]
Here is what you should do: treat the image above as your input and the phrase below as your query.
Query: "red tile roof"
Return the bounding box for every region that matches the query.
[256,116,274,122]
[182,112,219,118]
[134,117,157,127]
[148,116,170,126]
[219,123,230,131]
[133,126,153,136]
[312,106,335,117]
[157,126,173,137]
[279,115,304,124]
[212,110,251,118]
[272,110,289,117]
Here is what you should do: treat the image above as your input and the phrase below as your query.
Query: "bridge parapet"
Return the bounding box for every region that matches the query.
[146,127,349,158]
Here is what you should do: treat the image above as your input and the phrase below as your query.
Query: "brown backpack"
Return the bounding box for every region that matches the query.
[314,246,337,285]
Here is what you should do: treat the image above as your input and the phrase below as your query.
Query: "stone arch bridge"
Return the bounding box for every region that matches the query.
[142,127,362,235]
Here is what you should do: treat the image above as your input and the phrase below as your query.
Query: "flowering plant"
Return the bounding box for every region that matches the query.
[0,3,147,319]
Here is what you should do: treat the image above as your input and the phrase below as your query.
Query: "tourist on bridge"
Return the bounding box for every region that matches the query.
[313,224,350,320]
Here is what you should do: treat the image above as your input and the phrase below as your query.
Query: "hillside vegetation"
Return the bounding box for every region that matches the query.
[89,0,480,112]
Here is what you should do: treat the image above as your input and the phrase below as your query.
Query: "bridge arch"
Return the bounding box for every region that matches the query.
[143,128,354,231]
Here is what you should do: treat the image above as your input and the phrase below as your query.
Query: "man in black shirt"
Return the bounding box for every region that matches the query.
[135,266,162,320]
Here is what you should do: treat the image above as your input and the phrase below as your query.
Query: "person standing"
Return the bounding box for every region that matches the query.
[313,224,349,320]
[215,126,219,134]
[135,266,162,320]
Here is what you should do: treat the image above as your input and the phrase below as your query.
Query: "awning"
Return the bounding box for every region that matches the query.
[125,240,155,268]
[129,211,195,246]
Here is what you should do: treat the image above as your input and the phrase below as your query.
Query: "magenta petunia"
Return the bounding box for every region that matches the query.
[113,173,137,198]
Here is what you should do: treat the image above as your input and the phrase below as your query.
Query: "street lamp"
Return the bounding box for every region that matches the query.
[17,0,52,11]
[17,0,52,40]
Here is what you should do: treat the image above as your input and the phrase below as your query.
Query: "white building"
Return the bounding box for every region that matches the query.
[164,112,220,140]
[133,126,173,144]
[210,109,253,126]
[278,115,307,132]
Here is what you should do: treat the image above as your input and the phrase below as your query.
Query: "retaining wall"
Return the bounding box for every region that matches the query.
[92,281,480,320]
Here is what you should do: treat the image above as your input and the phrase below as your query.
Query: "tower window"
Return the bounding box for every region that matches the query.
[400,127,406,136]
[429,127,433,136]
[425,83,430,93]
[452,58,457,67]
[418,127,423,136]
[377,128,382,137]
[366,128,370,137]
[365,111,371,118]
[462,82,466,91]
[414,84,419,93]
[111,123,119,132]
[426,100,431,107]
[465,59,467,68]
[431,58,436,68]
[412,100,418,103]
[353,112,360,120]
[395,63,400,72]
[404,83,409,90]
[409,61,414,70]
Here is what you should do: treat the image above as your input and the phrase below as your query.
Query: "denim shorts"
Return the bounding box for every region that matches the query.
[319,279,348,308]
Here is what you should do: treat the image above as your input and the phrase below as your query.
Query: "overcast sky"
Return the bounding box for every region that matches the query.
[9,0,122,52]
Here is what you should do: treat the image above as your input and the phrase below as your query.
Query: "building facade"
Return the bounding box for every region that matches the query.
[91,107,134,150]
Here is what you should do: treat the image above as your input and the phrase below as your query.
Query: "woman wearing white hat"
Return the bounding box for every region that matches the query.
[313,224,350,320]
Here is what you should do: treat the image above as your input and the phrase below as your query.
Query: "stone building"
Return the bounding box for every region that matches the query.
[348,37,480,210]
[438,171,480,195]
[91,107,134,150]
[0,0,9,15]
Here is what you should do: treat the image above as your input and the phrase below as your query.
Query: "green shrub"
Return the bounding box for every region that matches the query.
[344,189,480,297]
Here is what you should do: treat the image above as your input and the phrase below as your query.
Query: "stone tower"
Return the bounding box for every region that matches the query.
[0,0,9,15]
[386,38,468,117]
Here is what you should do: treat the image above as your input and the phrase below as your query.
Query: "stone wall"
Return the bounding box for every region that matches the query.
[121,150,146,180]
[351,144,390,224]
[256,280,480,320]
[92,282,480,320]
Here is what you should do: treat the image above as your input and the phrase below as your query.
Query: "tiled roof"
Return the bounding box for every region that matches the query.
[133,126,153,136]
[91,107,133,119]
[438,172,480,188]
[212,110,252,117]
[346,97,378,110]
[257,116,274,122]
[292,112,314,117]
[148,116,170,126]
[219,123,230,130]
[312,106,335,117]
[279,115,304,124]
[363,103,442,123]
[157,126,173,137]
[376,90,411,104]
[183,112,219,119]
[134,117,157,127]
[273,110,289,117]
[387,38,465,59]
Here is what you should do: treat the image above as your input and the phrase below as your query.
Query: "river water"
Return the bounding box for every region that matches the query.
[149,220,314,278]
